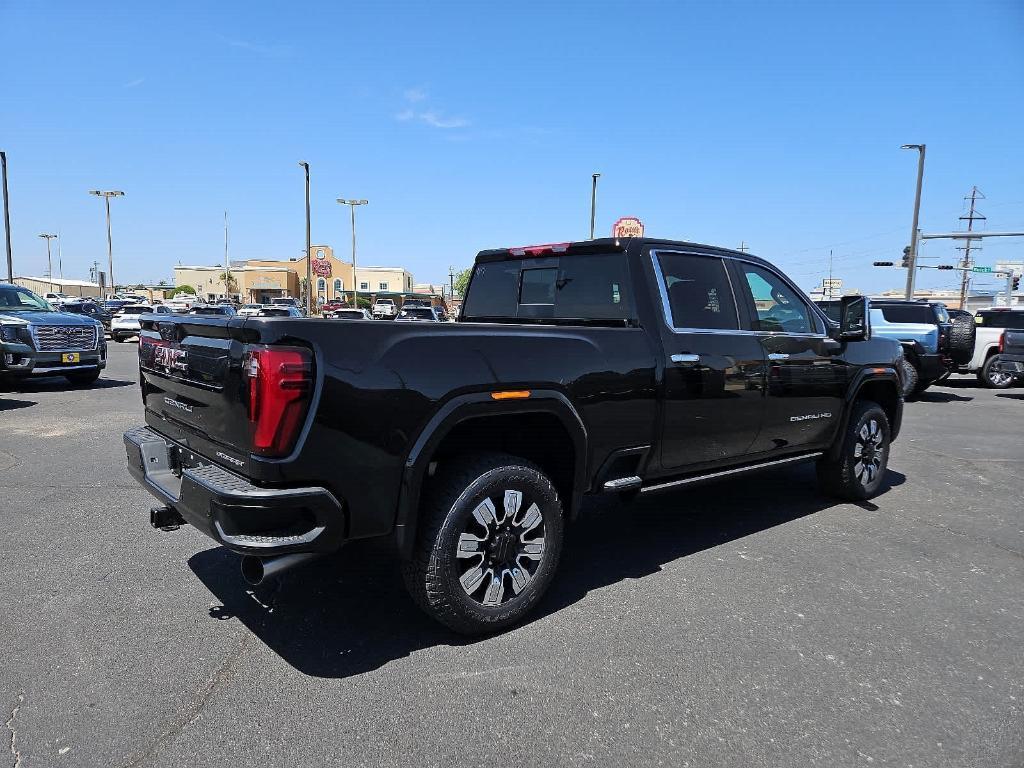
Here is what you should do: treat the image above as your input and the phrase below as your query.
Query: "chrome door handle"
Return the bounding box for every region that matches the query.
[768,352,789,361]
[670,353,700,365]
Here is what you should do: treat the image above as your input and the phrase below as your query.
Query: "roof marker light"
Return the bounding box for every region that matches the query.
[508,242,571,257]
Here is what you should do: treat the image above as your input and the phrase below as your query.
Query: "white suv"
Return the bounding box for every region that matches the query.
[372,298,397,320]
[111,304,172,342]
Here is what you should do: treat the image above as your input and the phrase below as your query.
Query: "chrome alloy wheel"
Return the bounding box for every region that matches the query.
[456,490,545,607]
[853,418,885,486]
[987,366,1013,387]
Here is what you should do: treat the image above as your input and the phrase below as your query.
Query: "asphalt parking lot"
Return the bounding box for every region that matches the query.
[2,341,1022,768]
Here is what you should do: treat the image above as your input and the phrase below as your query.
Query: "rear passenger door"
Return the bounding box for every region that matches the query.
[730,260,846,452]
[651,250,767,471]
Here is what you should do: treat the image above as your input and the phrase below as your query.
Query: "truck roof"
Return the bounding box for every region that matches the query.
[474,237,771,267]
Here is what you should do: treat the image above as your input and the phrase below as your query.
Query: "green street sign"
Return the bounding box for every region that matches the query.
[972,266,993,273]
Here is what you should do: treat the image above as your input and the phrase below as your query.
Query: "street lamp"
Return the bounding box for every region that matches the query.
[88,190,125,297]
[900,144,926,299]
[38,233,57,292]
[589,173,601,239]
[1,151,12,282]
[337,199,368,309]
[298,162,311,314]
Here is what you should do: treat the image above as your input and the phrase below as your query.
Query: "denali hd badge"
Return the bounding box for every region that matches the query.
[790,412,832,422]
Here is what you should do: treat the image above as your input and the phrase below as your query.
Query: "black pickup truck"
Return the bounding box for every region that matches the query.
[124,238,904,633]
[994,329,1024,384]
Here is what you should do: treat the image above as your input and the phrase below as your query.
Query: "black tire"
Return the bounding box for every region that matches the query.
[913,377,935,397]
[980,354,1015,389]
[113,334,124,343]
[817,400,891,501]
[947,313,976,366]
[65,370,100,386]
[402,452,564,635]
[898,357,918,399]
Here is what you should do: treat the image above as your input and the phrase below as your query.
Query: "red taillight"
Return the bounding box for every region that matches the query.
[508,242,571,257]
[244,345,313,457]
[999,332,1005,353]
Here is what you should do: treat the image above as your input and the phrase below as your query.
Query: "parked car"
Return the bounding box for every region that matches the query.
[257,306,304,317]
[0,282,107,385]
[111,304,173,342]
[164,294,204,312]
[188,305,237,316]
[326,308,373,320]
[395,306,440,322]
[60,299,113,334]
[869,299,957,398]
[237,304,265,318]
[993,329,1024,385]
[321,299,346,314]
[955,308,1024,388]
[269,297,301,308]
[372,298,398,320]
[124,237,903,634]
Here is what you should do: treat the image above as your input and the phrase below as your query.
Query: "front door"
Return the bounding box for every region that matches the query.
[652,250,767,472]
[731,261,847,452]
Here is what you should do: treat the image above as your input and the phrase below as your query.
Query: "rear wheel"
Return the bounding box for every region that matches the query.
[817,401,891,501]
[980,355,1014,389]
[402,453,564,635]
[898,358,918,399]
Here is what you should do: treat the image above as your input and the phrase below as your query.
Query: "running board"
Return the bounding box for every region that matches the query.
[602,476,642,492]
[640,452,823,494]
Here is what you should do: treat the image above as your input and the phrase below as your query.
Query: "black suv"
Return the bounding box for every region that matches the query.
[124,238,904,633]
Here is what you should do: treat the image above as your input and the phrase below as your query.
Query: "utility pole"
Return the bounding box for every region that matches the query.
[827,249,834,299]
[901,144,926,299]
[737,241,749,253]
[956,187,985,309]
[57,229,63,279]
[1,151,12,282]
[38,234,57,291]
[298,162,311,314]
[589,173,600,239]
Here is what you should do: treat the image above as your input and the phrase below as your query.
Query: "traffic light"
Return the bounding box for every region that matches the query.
[937,265,955,270]
[873,261,894,267]
[1014,276,1021,291]
[901,246,911,268]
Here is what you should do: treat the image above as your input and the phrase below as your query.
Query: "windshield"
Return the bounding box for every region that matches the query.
[398,307,435,319]
[120,305,152,315]
[0,286,53,312]
[337,310,365,318]
[189,306,230,315]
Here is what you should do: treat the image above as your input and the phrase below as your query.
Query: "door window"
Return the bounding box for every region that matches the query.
[739,263,814,334]
[655,253,738,330]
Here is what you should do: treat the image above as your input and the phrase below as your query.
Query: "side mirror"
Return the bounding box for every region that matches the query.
[838,295,870,341]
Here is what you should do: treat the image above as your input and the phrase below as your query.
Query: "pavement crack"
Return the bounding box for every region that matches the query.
[6,692,23,768]
[120,634,249,768]
[914,517,1024,561]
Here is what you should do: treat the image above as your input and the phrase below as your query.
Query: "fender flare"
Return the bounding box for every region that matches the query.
[393,389,588,559]
[827,369,902,461]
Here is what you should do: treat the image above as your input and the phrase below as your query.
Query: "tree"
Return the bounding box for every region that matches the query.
[453,267,472,298]
[172,284,196,296]
[219,272,238,294]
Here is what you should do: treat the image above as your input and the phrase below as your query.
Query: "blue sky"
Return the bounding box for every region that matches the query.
[2,0,1023,295]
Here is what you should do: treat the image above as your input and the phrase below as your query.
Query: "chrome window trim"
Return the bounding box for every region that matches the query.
[650,249,743,334]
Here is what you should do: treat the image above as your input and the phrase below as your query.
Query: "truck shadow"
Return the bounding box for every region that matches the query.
[189,464,905,680]
[6,376,134,392]
[0,397,36,411]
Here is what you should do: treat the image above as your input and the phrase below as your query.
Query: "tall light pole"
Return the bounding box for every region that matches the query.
[589,173,601,239]
[901,144,926,300]
[89,190,125,297]
[298,162,311,314]
[1,151,12,282]
[38,234,57,291]
[337,199,367,308]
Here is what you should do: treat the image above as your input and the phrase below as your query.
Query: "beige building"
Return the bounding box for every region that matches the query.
[173,265,297,304]
[249,245,356,305]
[355,266,414,294]
[13,276,102,298]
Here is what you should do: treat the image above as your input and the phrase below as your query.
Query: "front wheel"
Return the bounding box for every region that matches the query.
[817,401,891,501]
[402,453,564,635]
[65,370,100,386]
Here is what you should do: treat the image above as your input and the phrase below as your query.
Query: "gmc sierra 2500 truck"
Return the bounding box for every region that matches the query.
[124,238,904,633]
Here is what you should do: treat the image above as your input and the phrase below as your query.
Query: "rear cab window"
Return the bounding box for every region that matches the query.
[877,304,936,324]
[463,252,635,326]
[977,310,1024,330]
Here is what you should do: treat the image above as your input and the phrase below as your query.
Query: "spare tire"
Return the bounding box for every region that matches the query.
[948,311,976,365]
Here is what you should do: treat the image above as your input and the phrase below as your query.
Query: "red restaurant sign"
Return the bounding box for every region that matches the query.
[612,216,644,238]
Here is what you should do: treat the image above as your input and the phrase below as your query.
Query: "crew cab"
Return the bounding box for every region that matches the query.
[372,298,398,319]
[123,238,904,634]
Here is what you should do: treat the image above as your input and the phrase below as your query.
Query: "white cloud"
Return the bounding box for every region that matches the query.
[395,88,469,130]
[123,78,145,89]
[419,110,469,129]
[403,88,428,103]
